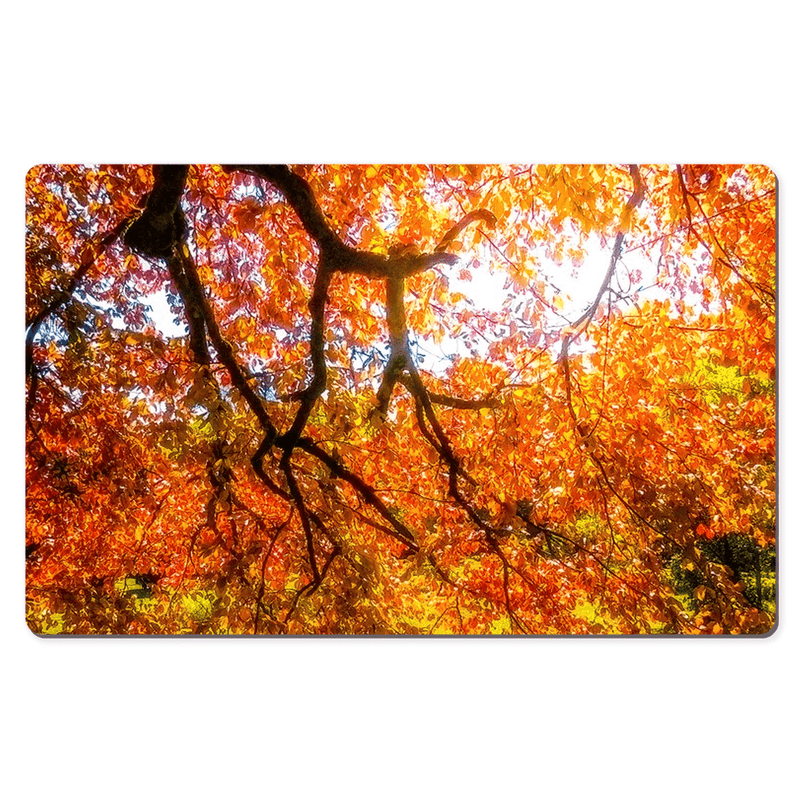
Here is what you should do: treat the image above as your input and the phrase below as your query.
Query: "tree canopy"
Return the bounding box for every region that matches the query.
[25,163,776,635]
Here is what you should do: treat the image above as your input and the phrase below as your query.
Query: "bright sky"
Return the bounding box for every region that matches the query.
[143,287,186,338]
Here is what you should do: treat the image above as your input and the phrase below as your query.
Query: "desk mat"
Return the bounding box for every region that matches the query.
[25,164,776,635]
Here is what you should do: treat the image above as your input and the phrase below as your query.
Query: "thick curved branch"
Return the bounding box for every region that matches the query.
[435,208,497,252]
[224,164,459,279]
[224,164,343,253]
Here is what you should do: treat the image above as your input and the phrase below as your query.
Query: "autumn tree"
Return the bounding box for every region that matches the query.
[25,163,776,634]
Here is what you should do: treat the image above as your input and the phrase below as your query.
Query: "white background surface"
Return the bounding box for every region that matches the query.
[4,3,796,798]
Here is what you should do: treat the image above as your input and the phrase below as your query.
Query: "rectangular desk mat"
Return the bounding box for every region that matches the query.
[25,164,776,635]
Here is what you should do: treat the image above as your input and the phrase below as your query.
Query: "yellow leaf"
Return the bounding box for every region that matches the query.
[693,585,707,601]
[489,194,505,221]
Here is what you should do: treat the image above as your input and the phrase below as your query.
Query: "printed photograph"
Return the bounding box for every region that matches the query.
[25,164,776,635]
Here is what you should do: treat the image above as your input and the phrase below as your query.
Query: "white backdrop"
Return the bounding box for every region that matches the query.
[4,3,796,798]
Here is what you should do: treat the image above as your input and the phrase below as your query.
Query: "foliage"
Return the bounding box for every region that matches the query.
[670,534,776,614]
[25,164,776,634]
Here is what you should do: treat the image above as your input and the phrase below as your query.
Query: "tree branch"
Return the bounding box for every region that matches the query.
[397,375,499,409]
[296,438,419,551]
[124,165,189,259]
[26,213,133,377]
